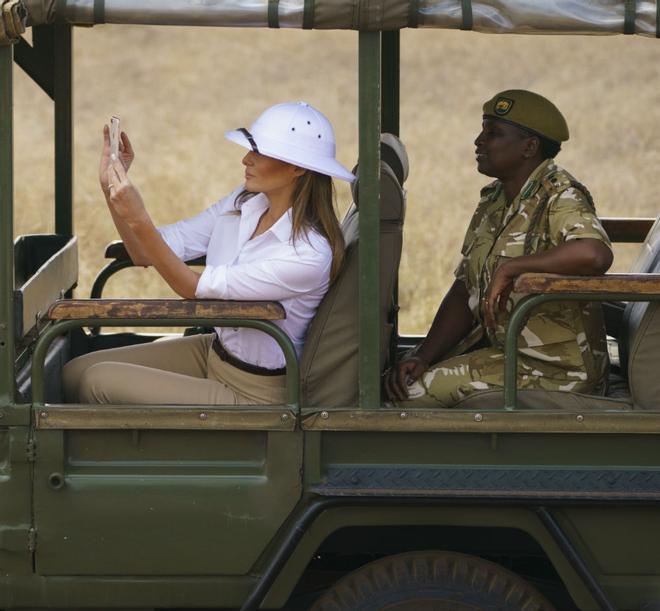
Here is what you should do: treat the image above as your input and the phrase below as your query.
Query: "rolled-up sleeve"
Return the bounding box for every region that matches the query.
[196,248,332,301]
[549,188,612,249]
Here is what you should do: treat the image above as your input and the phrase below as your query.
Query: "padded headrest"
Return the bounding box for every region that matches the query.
[350,133,409,204]
[381,133,409,184]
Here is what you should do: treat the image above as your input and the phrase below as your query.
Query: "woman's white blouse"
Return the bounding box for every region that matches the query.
[158,187,332,370]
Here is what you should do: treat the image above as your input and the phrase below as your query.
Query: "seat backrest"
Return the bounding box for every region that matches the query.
[629,215,660,273]
[622,248,660,409]
[300,134,408,408]
[619,215,660,376]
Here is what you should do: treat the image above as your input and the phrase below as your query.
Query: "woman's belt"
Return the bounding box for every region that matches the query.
[212,336,286,377]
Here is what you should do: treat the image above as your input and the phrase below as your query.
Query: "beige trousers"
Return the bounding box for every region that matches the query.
[62,333,286,405]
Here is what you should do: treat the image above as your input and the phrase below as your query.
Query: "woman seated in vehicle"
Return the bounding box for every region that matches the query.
[64,101,354,405]
[386,89,613,407]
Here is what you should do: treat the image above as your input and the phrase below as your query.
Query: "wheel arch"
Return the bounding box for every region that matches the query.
[261,504,595,610]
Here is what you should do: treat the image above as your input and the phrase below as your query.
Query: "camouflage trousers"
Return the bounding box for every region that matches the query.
[398,345,597,408]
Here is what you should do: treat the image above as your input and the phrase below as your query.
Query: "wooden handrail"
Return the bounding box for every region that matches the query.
[48,299,286,321]
[514,273,660,295]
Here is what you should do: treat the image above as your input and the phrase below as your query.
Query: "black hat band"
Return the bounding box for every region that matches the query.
[238,128,260,154]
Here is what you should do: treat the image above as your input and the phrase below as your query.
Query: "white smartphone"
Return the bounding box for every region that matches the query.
[110,116,120,158]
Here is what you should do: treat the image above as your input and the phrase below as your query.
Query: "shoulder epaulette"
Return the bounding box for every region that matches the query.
[479,180,500,199]
[540,164,595,210]
[524,163,596,256]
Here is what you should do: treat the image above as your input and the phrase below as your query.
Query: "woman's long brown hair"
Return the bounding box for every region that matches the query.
[235,171,345,282]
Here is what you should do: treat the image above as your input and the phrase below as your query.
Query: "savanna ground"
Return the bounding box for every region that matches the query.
[13,26,660,334]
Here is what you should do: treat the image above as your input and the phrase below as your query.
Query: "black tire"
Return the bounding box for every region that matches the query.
[310,550,558,611]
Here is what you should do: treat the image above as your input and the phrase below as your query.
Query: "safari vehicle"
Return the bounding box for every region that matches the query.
[2,1,660,610]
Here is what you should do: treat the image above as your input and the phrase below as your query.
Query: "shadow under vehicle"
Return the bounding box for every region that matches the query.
[2,1,660,609]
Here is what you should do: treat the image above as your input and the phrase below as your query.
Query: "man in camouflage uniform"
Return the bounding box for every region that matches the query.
[386,90,613,407]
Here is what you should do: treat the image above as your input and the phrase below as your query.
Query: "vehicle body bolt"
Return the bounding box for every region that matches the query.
[40,411,48,419]
[281,413,289,422]
[577,414,584,422]
[474,413,483,422]
[400,412,408,419]
[199,412,207,420]
[321,411,329,419]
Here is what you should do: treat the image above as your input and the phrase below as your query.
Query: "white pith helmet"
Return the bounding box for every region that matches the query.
[225,102,355,182]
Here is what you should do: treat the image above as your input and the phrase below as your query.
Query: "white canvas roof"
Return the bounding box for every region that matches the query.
[9,0,660,38]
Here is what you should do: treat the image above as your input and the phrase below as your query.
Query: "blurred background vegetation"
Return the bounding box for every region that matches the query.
[13,26,660,333]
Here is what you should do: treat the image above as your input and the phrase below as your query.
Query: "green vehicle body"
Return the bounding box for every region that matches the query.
[1,3,660,610]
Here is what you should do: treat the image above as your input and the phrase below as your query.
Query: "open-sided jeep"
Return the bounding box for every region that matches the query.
[2,1,660,609]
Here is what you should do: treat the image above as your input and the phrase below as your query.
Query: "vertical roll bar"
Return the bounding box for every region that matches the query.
[381,31,400,136]
[358,31,382,408]
[54,24,73,238]
[0,44,14,404]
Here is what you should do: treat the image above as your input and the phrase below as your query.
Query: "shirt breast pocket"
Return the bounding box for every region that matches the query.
[493,233,526,259]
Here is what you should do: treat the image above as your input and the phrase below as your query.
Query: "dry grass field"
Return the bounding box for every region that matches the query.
[12,25,660,334]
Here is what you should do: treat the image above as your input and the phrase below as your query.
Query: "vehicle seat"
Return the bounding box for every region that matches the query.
[619,214,660,371]
[606,214,660,366]
[455,236,660,411]
[300,134,408,407]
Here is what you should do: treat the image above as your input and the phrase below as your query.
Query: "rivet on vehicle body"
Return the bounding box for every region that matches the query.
[280,413,289,423]
[40,411,48,419]
[400,411,408,419]
[199,412,208,420]
[320,411,329,419]
[576,414,584,423]
[474,413,483,422]
[0,411,4,419]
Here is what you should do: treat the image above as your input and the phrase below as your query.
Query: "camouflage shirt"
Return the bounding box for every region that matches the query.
[454,159,612,393]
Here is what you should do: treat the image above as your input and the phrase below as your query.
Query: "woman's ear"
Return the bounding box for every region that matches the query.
[292,165,307,178]
[523,136,540,159]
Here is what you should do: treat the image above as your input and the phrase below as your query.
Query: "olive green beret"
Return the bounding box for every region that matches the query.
[482,89,569,143]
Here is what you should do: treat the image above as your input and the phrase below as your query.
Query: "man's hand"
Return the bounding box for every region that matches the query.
[384,355,429,401]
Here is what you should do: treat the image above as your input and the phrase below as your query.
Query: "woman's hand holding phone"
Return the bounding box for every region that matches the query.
[99,117,135,196]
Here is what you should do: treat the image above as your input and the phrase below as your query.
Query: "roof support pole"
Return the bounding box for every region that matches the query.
[0,44,15,404]
[358,30,381,409]
[54,24,73,237]
[381,30,400,368]
[381,30,399,136]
